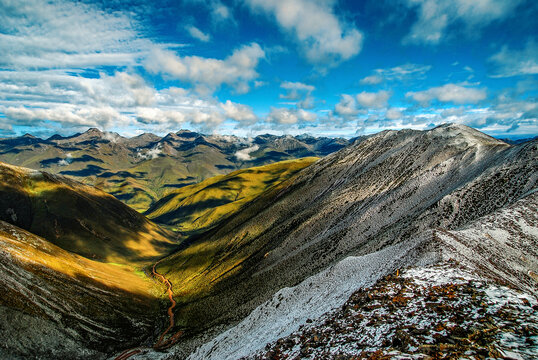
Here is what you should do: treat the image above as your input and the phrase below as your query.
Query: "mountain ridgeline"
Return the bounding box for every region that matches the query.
[0,129,350,212]
[0,124,536,359]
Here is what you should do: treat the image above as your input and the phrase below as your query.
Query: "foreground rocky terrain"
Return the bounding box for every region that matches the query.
[255,262,538,360]
[183,192,537,359]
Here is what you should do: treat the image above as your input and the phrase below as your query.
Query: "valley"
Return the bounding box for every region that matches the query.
[0,124,536,359]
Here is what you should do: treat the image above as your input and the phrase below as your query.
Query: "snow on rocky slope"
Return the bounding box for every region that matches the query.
[254,263,538,359]
[157,124,536,346]
[183,192,537,360]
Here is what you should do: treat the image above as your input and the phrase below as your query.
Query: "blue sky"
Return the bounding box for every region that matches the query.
[0,0,537,139]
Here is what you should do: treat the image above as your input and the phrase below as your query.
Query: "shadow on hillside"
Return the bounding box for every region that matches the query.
[0,178,178,266]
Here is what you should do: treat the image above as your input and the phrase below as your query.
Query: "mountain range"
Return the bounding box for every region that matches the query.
[0,124,536,359]
[0,129,350,212]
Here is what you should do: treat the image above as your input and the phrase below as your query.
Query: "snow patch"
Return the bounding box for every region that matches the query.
[187,239,430,360]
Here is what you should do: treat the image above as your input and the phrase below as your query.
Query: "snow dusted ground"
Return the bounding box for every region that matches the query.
[180,192,537,360]
[252,262,538,359]
[183,239,437,360]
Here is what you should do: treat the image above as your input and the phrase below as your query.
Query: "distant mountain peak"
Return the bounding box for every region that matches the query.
[429,123,506,146]
[176,129,200,138]
[85,127,103,134]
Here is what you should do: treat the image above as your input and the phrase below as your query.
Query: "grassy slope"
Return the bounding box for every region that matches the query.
[152,158,318,313]
[146,157,318,236]
[68,144,239,213]
[0,161,177,266]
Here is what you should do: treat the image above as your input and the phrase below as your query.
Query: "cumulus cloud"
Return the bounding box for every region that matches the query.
[278,81,315,110]
[406,84,487,104]
[185,25,211,42]
[356,90,391,108]
[489,40,538,77]
[402,0,522,45]
[235,145,259,161]
[267,107,316,124]
[221,100,258,124]
[334,94,358,116]
[279,81,316,109]
[4,105,130,129]
[146,43,265,94]
[244,0,362,68]
[80,72,155,107]
[385,108,403,120]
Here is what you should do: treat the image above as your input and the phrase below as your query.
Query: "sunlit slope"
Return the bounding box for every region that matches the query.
[155,125,537,335]
[0,220,161,358]
[0,129,350,213]
[146,157,318,235]
[93,151,234,213]
[0,161,176,266]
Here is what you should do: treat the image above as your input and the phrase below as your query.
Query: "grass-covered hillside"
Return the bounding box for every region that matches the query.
[0,161,177,266]
[0,220,162,358]
[146,157,318,236]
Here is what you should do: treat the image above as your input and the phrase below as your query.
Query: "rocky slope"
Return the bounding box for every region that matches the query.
[183,189,537,360]
[150,124,536,356]
[0,129,349,212]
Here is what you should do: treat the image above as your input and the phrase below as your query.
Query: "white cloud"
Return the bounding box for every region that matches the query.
[267,107,316,124]
[385,108,403,120]
[185,25,211,42]
[146,43,265,94]
[4,105,130,129]
[137,144,163,160]
[136,107,186,126]
[359,75,383,85]
[244,0,362,68]
[359,64,431,85]
[235,145,259,161]
[280,81,315,101]
[334,94,358,116]
[281,81,315,93]
[0,0,152,70]
[402,0,522,45]
[221,100,257,124]
[489,40,538,77]
[356,90,391,108]
[279,81,316,109]
[406,84,487,104]
[186,0,234,24]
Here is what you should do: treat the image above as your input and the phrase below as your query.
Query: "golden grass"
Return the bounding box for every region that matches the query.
[147,157,318,235]
[0,161,177,267]
[0,222,158,297]
[153,158,318,304]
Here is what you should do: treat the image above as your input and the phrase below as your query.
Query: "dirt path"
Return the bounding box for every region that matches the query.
[152,260,183,350]
[113,261,183,359]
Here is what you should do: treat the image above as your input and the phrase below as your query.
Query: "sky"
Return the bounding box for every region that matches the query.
[0,0,537,139]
